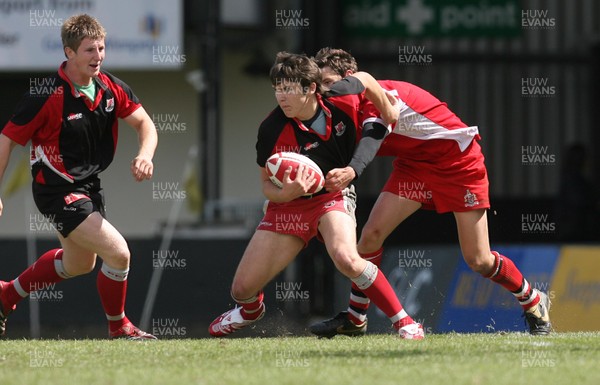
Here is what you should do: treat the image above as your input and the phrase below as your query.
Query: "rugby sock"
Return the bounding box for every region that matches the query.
[97,263,130,333]
[514,278,541,311]
[486,251,540,311]
[0,249,69,311]
[351,261,414,330]
[347,248,383,325]
[235,291,265,321]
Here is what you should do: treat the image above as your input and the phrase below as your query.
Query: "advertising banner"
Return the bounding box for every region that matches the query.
[342,0,521,38]
[550,246,600,331]
[0,0,182,70]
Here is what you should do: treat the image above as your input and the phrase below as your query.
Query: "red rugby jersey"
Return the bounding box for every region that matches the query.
[361,80,480,157]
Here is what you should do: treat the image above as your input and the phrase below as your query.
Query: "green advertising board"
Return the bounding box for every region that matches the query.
[343,0,522,38]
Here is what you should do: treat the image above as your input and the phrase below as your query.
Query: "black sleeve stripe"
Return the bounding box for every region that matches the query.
[324,76,365,97]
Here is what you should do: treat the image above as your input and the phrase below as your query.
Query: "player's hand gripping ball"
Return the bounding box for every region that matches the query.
[265,152,324,196]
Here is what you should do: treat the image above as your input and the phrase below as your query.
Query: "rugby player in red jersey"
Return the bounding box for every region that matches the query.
[209,52,424,339]
[0,14,158,340]
[309,48,551,337]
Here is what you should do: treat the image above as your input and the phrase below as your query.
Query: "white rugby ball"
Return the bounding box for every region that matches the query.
[265,152,325,195]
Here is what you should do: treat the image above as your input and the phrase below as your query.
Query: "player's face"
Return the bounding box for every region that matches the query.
[274,80,316,120]
[320,66,343,88]
[65,37,105,84]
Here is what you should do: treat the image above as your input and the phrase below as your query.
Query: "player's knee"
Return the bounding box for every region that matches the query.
[79,259,96,275]
[230,280,255,301]
[68,260,96,276]
[62,251,96,276]
[330,249,363,277]
[110,247,131,270]
[464,252,494,275]
[359,226,384,250]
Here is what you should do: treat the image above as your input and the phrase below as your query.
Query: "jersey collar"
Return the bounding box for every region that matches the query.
[58,61,83,98]
[58,61,108,109]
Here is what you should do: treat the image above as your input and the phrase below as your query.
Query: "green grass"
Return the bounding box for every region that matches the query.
[1,333,599,385]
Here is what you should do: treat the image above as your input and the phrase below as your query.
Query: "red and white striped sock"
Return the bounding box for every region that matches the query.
[347,248,383,325]
[351,261,414,330]
[486,251,540,311]
[235,291,265,321]
[0,249,69,312]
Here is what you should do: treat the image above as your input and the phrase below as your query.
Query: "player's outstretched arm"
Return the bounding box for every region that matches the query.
[325,122,388,192]
[349,72,400,126]
[123,107,158,182]
[0,133,18,216]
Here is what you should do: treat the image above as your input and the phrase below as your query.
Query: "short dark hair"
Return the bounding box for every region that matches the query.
[61,14,106,53]
[269,52,322,94]
[314,47,358,76]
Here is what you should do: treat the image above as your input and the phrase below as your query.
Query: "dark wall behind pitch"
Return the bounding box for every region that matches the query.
[0,237,331,339]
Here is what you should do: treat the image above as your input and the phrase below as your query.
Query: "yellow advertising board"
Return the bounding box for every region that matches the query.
[550,246,600,331]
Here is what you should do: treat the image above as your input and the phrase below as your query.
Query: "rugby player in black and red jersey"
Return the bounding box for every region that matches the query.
[208,52,424,339]
[0,14,158,340]
[309,48,551,337]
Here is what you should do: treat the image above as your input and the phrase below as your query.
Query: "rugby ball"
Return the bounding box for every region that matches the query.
[265,152,324,195]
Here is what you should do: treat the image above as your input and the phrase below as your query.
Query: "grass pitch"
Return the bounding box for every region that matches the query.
[1,332,599,385]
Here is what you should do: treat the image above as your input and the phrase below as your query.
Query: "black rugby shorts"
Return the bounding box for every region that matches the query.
[32,179,106,237]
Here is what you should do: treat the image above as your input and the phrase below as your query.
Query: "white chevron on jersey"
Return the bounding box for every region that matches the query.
[362,81,480,153]
[363,105,479,152]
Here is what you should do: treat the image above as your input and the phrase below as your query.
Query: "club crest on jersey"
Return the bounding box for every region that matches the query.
[464,189,480,207]
[334,121,346,136]
[304,142,319,151]
[105,98,115,112]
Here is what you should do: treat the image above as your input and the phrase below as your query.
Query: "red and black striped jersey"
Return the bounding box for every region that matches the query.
[256,76,365,176]
[1,61,141,185]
